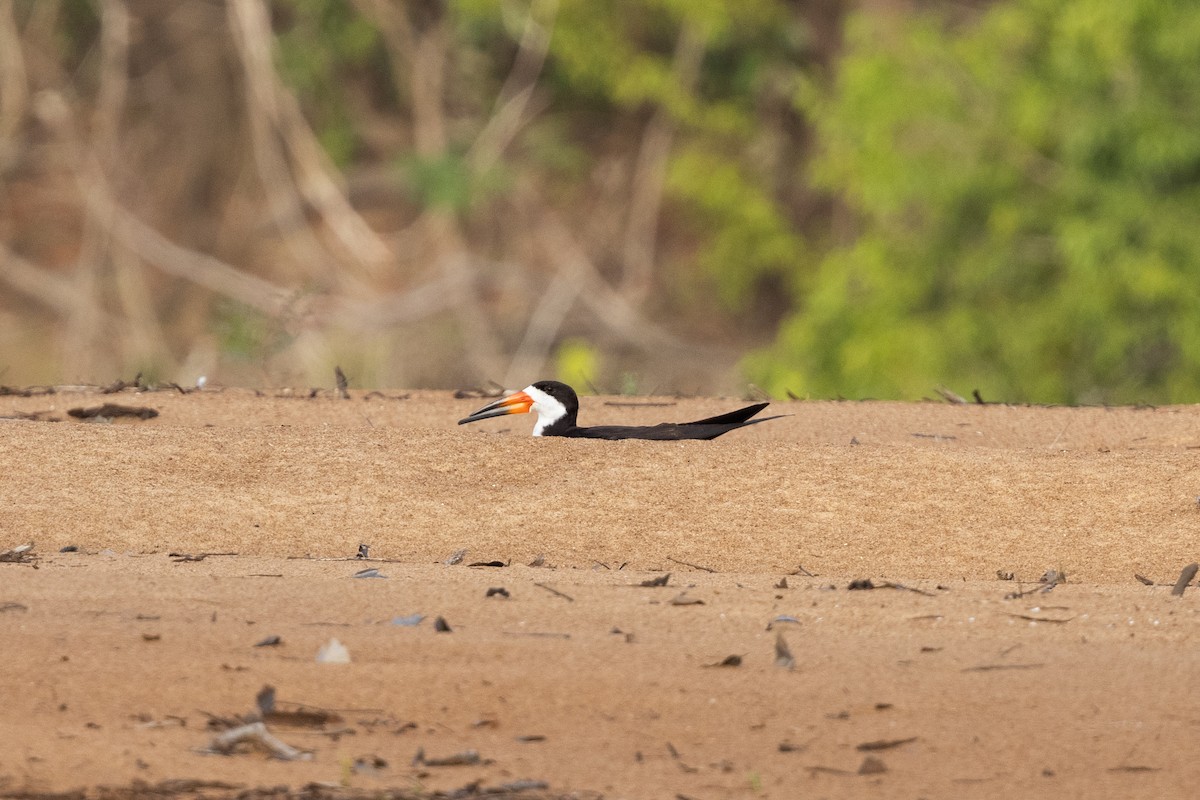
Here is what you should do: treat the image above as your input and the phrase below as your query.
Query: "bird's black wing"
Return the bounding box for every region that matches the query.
[548,402,782,440]
[682,402,770,427]
[560,414,785,441]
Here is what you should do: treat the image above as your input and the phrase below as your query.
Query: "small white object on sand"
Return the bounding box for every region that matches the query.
[316,637,351,663]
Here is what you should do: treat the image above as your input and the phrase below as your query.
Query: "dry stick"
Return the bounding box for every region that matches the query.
[533,582,574,602]
[285,555,408,563]
[1004,572,1064,599]
[667,556,717,573]
[502,630,570,639]
[963,663,1045,672]
[1171,563,1198,597]
[169,552,238,562]
[857,737,918,752]
[208,722,310,761]
[1007,613,1073,624]
[935,385,967,404]
[879,581,936,597]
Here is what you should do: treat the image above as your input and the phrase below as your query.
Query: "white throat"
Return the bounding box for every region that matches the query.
[524,384,567,436]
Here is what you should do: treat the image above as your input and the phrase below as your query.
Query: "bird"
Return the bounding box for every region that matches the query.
[458,380,783,440]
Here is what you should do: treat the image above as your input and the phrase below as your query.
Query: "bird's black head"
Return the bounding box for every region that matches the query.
[529,380,579,417]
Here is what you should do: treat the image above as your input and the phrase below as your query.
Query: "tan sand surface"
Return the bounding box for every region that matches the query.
[2,388,1200,798]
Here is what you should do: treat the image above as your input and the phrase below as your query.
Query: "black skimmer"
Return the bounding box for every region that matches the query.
[458,380,782,440]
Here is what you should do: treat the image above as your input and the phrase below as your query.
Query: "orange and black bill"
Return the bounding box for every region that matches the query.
[458,391,534,425]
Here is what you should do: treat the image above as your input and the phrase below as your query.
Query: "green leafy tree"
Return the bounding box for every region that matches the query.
[750,0,1200,403]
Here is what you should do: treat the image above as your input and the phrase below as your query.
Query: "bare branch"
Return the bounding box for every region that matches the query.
[88,179,297,317]
[503,244,585,387]
[533,195,691,356]
[468,0,559,174]
[349,0,416,87]
[276,88,393,272]
[358,0,448,157]
[0,241,91,316]
[0,0,30,145]
[93,0,169,369]
[620,22,705,306]
[332,273,461,330]
[227,0,334,285]
[92,0,129,161]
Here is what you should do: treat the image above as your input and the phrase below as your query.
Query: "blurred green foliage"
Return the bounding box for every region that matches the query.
[400,152,475,213]
[749,0,1200,403]
[554,338,600,391]
[544,0,810,310]
[275,0,381,166]
[214,300,293,363]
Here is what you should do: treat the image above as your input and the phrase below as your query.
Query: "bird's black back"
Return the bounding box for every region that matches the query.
[552,403,780,440]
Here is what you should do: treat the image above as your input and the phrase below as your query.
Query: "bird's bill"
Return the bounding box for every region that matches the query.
[458,390,534,425]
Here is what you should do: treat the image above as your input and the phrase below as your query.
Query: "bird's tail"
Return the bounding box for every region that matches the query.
[684,402,770,427]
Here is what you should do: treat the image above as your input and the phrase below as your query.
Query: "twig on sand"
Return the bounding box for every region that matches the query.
[206,722,311,761]
[170,552,238,562]
[533,582,573,602]
[667,556,716,573]
[962,663,1044,672]
[0,543,36,563]
[1007,613,1074,624]
[413,748,485,767]
[878,581,936,597]
[857,737,918,752]
[1003,570,1065,599]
